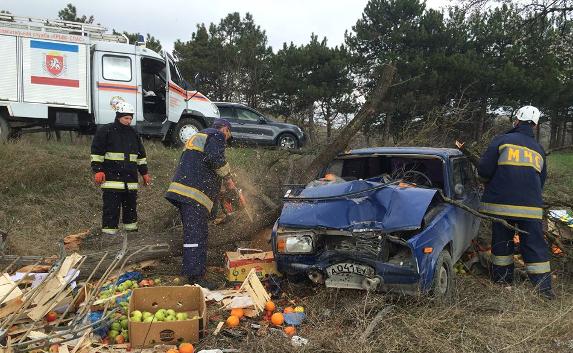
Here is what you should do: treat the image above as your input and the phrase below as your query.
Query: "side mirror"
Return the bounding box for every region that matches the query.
[259,117,267,124]
[454,183,465,198]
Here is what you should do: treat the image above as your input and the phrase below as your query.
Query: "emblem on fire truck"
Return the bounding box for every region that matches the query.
[44,53,65,76]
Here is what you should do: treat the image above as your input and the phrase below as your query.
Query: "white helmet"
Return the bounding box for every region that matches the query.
[515,105,540,125]
[115,101,135,115]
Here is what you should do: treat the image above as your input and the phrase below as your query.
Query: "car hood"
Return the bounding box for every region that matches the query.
[279,180,437,232]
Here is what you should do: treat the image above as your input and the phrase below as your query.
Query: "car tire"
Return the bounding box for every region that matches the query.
[277,133,299,150]
[0,114,11,143]
[431,249,454,301]
[171,117,204,147]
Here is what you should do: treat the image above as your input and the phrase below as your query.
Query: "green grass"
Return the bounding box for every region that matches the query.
[545,152,573,196]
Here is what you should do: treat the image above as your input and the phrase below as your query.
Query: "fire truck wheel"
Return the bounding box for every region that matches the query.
[171,117,204,147]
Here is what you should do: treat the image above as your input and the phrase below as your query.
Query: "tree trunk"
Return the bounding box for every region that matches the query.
[382,113,391,145]
[301,64,396,182]
[550,118,559,148]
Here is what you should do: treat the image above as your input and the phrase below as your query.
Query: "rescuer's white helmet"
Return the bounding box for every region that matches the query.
[114,101,135,115]
[515,105,540,125]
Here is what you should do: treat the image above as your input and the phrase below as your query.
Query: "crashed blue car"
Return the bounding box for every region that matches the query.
[271,147,481,297]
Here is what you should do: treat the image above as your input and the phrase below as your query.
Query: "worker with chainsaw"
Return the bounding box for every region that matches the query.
[478,105,554,299]
[91,101,151,235]
[165,118,236,289]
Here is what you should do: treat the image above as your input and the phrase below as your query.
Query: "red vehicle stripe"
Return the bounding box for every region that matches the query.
[31,76,80,87]
[97,82,138,92]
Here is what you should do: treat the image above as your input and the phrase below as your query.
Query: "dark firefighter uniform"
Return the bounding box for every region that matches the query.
[91,120,148,234]
[478,123,551,292]
[165,128,231,279]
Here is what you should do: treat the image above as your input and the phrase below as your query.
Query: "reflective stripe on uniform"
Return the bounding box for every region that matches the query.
[104,152,125,161]
[167,182,214,211]
[137,157,147,165]
[216,162,231,177]
[102,228,118,235]
[525,261,551,274]
[91,154,105,162]
[129,154,138,162]
[497,143,544,173]
[480,202,543,219]
[492,255,514,266]
[183,244,199,248]
[185,133,208,152]
[101,181,125,189]
[124,223,138,231]
[127,183,138,190]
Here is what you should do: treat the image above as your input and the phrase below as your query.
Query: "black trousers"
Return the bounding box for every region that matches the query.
[102,191,138,234]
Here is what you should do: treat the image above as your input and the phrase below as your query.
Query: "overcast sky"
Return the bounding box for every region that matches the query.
[2,0,449,53]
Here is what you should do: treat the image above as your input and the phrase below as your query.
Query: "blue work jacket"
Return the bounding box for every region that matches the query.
[165,128,231,212]
[478,123,547,220]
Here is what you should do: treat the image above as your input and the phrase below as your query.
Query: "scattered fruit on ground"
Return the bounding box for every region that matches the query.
[49,344,59,353]
[230,308,244,319]
[284,326,296,336]
[294,306,304,313]
[45,311,57,322]
[179,342,194,353]
[283,307,294,314]
[115,335,125,344]
[271,312,284,326]
[111,322,121,331]
[226,315,240,327]
[166,349,179,353]
[265,301,276,312]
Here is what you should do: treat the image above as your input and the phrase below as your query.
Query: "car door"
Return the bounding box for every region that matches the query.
[449,157,481,261]
[95,52,137,125]
[217,105,244,140]
[235,107,274,143]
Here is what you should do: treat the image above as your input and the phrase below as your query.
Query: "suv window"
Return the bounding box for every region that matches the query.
[218,106,235,120]
[168,60,184,87]
[102,55,132,82]
[236,108,261,122]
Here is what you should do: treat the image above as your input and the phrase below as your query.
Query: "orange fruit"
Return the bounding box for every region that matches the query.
[166,349,179,353]
[230,308,244,319]
[283,306,294,314]
[179,342,195,353]
[264,301,276,312]
[270,312,284,326]
[284,326,296,336]
[226,315,240,327]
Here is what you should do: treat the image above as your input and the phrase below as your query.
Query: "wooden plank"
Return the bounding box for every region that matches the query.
[0,273,23,304]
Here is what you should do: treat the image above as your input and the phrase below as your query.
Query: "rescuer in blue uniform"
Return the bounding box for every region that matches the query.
[478,105,554,299]
[165,119,235,289]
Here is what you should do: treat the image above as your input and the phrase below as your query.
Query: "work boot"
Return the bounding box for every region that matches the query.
[539,288,556,300]
[189,276,217,290]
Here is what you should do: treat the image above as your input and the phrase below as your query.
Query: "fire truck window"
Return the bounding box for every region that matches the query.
[102,55,132,82]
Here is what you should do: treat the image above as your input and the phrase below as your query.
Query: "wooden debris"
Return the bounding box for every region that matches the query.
[63,230,91,252]
[238,268,271,315]
[0,273,24,319]
[213,321,225,336]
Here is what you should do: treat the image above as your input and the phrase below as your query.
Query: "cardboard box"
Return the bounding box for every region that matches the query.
[225,249,281,283]
[128,286,207,348]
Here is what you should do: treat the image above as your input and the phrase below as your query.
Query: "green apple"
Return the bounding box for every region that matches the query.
[142,311,152,318]
[143,316,154,323]
[130,315,141,322]
[165,315,176,322]
[166,309,176,317]
[111,322,121,331]
[176,313,188,321]
[108,330,119,340]
[154,311,166,321]
[131,310,142,318]
[121,319,128,330]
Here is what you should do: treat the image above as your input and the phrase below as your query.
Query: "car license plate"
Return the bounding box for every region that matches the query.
[326,263,374,277]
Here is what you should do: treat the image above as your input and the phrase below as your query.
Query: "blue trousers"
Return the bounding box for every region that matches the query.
[178,201,209,278]
[491,219,552,291]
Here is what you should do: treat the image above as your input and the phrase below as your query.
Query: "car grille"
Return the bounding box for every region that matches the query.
[323,233,388,260]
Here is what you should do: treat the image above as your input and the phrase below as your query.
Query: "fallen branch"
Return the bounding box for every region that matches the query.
[359,305,394,342]
[438,190,528,234]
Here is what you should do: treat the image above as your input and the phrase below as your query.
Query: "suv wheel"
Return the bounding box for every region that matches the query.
[277,133,298,150]
[431,249,454,301]
[171,117,204,147]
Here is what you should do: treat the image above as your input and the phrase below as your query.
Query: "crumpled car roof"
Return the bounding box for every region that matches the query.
[279,180,437,232]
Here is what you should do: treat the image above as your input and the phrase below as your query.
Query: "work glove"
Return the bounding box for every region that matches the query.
[142,174,152,186]
[225,177,237,191]
[94,172,106,185]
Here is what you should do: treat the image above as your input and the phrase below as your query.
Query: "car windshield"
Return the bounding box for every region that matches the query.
[324,154,445,189]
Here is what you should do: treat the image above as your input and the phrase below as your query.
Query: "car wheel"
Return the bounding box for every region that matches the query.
[431,249,454,300]
[171,117,204,147]
[277,133,299,150]
[0,115,11,143]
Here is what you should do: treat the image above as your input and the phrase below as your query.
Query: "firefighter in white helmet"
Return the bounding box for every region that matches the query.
[90,101,152,235]
[477,105,554,299]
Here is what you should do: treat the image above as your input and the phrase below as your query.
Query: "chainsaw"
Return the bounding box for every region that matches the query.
[220,177,254,222]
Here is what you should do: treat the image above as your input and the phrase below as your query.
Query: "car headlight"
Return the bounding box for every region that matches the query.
[277,233,314,254]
